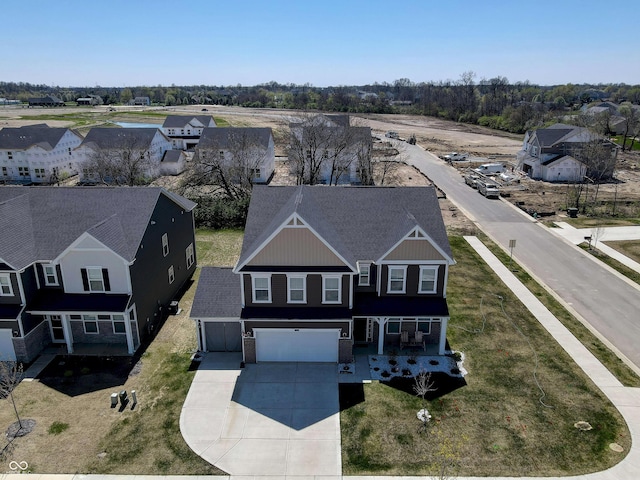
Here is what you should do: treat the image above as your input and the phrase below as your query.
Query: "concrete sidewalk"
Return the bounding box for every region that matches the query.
[552,222,640,274]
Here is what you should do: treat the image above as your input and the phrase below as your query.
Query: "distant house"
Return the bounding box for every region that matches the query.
[160,149,188,176]
[161,115,217,150]
[194,127,275,184]
[289,114,372,185]
[77,95,103,106]
[516,123,617,182]
[76,128,172,182]
[28,96,65,107]
[0,186,197,362]
[191,185,455,363]
[580,101,640,135]
[0,125,83,183]
[132,96,151,106]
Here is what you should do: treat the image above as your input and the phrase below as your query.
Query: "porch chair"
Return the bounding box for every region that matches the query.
[414,330,426,351]
[400,330,410,350]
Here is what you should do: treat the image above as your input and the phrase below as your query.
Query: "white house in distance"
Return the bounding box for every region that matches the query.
[0,125,83,183]
[76,128,173,182]
[516,124,604,182]
[161,115,217,150]
[195,127,275,183]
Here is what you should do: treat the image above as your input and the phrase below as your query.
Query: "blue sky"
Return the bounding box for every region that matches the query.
[2,0,639,87]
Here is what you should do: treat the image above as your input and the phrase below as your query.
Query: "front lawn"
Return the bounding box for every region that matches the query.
[340,236,630,477]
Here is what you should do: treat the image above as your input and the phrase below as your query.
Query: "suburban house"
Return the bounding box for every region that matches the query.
[161,115,217,150]
[28,96,65,107]
[580,101,639,135]
[77,95,103,106]
[194,127,275,184]
[0,125,83,183]
[0,187,197,362]
[76,128,173,182]
[516,123,617,182]
[191,185,455,364]
[132,96,151,106]
[289,114,373,185]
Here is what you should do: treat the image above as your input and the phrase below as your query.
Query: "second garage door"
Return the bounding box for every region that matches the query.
[255,328,339,362]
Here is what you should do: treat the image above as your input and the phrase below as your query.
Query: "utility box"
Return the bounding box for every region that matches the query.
[119,390,128,405]
[168,301,179,315]
[110,393,118,408]
[567,208,578,218]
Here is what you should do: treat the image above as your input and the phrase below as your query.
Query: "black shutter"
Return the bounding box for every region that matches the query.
[81,268,89,291]
[102,269,111,291]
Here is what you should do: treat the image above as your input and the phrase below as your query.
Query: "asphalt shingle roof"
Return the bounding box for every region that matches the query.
[0,187,195,270]
[197,127,273,149]
[161,115,216,128]
[236,185,454,271]
[0,125,77,150]
[190,267,242,318]
[79,128,161,150]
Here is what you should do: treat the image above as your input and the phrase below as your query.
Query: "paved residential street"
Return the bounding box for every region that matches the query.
[400,142,640,372]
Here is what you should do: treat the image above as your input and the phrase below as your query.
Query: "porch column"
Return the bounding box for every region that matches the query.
[439,317,448,355]
[377,317,387,355]
[123,312,134,354]
[61,314,73,354]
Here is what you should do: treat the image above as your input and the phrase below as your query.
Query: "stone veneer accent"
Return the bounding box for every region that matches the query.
[70,321,127,345]
[243,336,256,363]
[13,321,51,363]
[339,338,354,363]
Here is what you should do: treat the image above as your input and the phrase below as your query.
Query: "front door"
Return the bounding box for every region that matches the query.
[48,315,65,343]
[353,317,373,344]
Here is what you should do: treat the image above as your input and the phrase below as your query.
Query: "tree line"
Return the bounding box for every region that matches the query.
[3,76,640,134]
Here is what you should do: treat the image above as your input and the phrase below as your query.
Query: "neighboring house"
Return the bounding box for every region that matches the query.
[28,96,65,107]
[289,114,373,185]
[160,149,188,176]
[195,127,275,184]
[161,115,217,150]
[77,95,103,106]
[516,123,616,182]
[0,125,83,183]
[132,97,151,106]
[580,101,640,135]
[76,128,172,182]
[191,185,455,364]
[0,187,197,362]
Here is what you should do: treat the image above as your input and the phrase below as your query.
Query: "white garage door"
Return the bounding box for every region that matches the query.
[0,329,16,361]
[255,328,339,362]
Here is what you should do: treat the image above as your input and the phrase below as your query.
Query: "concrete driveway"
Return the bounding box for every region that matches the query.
[180,352,341,476]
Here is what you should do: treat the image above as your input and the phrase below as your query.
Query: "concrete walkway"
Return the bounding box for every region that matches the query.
[552,222,640,274]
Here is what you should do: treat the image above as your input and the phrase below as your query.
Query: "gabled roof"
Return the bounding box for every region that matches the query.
[0,187,196,271]
[79,128,164,150]
[162,150,186,163]
[236,186,453,271]
[197,127,273,149]
[0,125,80,151]
[530,124,597,148]
[162,115,216,128]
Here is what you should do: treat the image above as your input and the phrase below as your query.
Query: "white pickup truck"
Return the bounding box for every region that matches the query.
[444,152,468,161]
[477,179,500,199]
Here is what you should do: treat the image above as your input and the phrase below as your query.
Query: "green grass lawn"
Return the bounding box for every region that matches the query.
[341,236,630,477]
[565,217,640,228]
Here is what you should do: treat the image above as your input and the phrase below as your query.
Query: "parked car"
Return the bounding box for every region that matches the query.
[474,163,505,175]
[477,179,500,198]
[385,131,399,139]
[464,173,479,188]
[444,152,468,161]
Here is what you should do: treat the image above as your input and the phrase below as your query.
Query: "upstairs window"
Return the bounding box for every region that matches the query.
[168,265,175,284]
[322,276,341,304]
[252,276,271,303]
[81,267,110,292]
[162,233,169,257]
[387,266,407,294]
[419,266,438,294]
[44,264,59,286]
[287,275,306,303]
[0,274,13,296]
[186,243,195,269]
[358,263,370,286]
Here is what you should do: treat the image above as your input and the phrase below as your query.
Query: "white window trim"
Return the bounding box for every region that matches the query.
[86,267,105,292]
[44,264,59,286]
[322,275,342,304]
[418,266,438,294]
[252,275,272,303]
[162,233,169,257]
[0,274,13,296]
[83,315,99,335]
[287,275,307,304]
[186,243,195,269]
[387,265,407,294]
[168,265,175,284]
[358,263,370,286]
[112,314,126,335]
[386,318,401,334]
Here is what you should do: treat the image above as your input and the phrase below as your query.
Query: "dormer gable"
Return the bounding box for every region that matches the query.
[378,226,456,264]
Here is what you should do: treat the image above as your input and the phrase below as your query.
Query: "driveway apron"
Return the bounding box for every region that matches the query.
[180,353,341,476]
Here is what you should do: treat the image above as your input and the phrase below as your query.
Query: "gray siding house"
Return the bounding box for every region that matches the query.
[0,187,197,362]
[191,185,455,364]
[161,115,217,150]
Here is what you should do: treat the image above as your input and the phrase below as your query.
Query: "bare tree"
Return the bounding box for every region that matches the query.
[591,226,605,250]
[0,361,24,431]
[619,103,640,151]
[83,135,154,186]
[413,370,436,432]
[182,129,269,201]
[574,138,618,208]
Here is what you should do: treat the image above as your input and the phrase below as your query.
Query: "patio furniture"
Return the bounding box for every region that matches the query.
[400,330,426,351]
